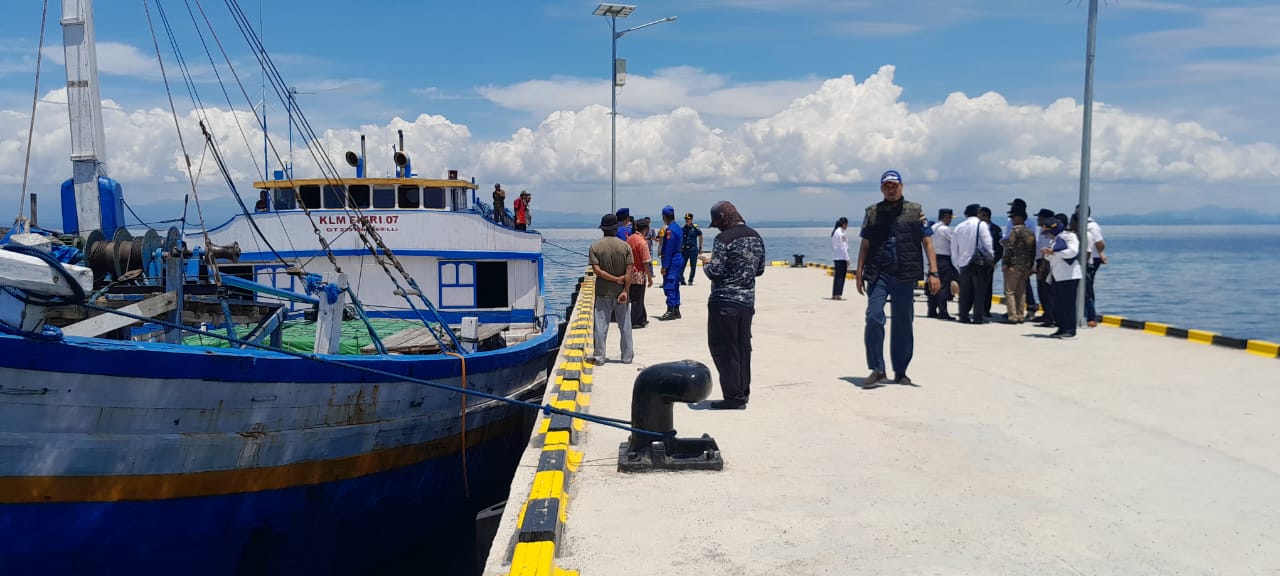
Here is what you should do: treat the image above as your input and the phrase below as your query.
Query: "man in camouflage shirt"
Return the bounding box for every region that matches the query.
[1000,209,1037,323]
[698,201,766,410]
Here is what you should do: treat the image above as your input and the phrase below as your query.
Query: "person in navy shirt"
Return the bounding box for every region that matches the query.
[657,205,684,321]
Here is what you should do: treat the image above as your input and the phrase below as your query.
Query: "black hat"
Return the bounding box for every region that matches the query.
[1054,213,1070,227]
[963,203,981,217]
[978,206,992,216]
[599,213,619,230]
[938,208,953,218]
[1034,208,1055,218]
[1009,208,1028,219]
[1008,198,1027,207]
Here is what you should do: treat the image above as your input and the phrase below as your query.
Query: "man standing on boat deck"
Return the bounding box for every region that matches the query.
[657,205,684,321]
[855,170,941,387]
[698,201,766,409]
[513,191,531,231]
[588,214,633,364]
[492,184,507,225]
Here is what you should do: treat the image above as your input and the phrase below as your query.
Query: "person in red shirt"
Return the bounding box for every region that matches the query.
[513,191,531,230]
[626,218,654,328]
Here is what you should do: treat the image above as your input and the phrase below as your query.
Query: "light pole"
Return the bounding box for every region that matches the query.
[593,4,676,213]
[1074,0,1098,328]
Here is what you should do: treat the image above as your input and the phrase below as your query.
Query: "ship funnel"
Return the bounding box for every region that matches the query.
[344,135,366,178]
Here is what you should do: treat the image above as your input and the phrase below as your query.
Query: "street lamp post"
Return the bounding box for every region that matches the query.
[593,4,676,213]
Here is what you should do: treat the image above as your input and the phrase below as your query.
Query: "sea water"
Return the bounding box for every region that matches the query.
[540,225,1280,343]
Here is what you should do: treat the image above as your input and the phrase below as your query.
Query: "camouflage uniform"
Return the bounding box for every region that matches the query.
[1001,223,1037,322]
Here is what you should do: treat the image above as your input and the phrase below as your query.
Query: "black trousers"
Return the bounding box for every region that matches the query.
[958,264,992,321]
[927,256,955,316]
[1036,269,1054,322]
[1053,279,1079,335]
[832,260,849,296]
[983,265,996,316]
[708,301,754,403]
[629,283,647,326]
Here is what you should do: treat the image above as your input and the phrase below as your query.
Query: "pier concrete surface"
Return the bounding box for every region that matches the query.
[485,266,1280,576]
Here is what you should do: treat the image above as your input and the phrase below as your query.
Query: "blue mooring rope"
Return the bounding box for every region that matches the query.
[1,243,664,440]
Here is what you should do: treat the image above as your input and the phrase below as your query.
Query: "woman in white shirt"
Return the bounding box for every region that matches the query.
[831,217,850,299]
[1043,213,1082,339]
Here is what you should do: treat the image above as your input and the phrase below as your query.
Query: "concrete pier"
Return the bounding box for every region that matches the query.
[485,266,1280,576]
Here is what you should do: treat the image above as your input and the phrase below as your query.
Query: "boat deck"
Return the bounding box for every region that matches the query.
[484,265,1280,576]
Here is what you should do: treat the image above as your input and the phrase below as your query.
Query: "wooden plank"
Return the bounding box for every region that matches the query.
[61,293,178,338]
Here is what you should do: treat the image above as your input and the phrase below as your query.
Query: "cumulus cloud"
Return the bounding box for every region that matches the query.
[4,65,1279,227]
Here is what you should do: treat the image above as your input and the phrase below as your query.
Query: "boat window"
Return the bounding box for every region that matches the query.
[476,262,509,308]
[299,185,321,209]
[398,185,420,209]
[372,186,396,208]
[439,261,476,308]
[422,187,446,209]
[450,188,468,211]
[323,185,345,209]
[272,188,296,211]
[347,184,371,209]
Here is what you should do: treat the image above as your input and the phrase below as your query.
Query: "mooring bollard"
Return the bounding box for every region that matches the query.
[618,360,724,472]
[791,253,805,267]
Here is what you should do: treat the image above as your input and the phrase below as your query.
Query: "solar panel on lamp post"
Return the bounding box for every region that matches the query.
[593,4,676,214]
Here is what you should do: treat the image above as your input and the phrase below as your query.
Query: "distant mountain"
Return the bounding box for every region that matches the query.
[1105,206,1280,225]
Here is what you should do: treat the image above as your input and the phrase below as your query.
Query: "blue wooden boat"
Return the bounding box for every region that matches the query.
[0,2,561,573]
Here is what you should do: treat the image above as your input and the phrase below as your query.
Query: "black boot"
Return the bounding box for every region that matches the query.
[657,306,681,321]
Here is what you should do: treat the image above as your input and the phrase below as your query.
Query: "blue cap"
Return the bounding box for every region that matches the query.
[616,207,630,219]
[662,205,675,216]
[880,170,903,184]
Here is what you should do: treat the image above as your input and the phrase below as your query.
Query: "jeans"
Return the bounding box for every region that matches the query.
[1003,266,1032,322]
[1084,259,1101,321]
[864,274,915,377]
[832,260,849,297]
[592,294,633,363]
[662,255,684,308]
[1052,279,1080,335]
[682,251,699,284]
[708,301,754,403]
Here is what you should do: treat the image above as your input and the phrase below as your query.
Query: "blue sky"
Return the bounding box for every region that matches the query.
[1,0,1278,226]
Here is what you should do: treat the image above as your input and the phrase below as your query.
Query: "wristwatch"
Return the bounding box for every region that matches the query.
[927,272,939,277]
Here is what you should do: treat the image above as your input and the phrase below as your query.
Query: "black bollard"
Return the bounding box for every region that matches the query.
[791,253,805,267]
[618,360,724,472]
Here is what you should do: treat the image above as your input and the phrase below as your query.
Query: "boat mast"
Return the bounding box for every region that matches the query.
[60,0,107,237]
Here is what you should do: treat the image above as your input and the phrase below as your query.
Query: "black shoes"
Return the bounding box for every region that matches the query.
[863,371,887,387]
[657,306,681,321]
[708,399,747,410]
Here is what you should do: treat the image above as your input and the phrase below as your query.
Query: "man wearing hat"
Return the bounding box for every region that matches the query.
[680,212,704,285]
[513,190,532,230]
[855,170,942,387]
[588,213,634,364]
[657,205,684,320]
[1000,206,1037,323]
[978,206,1003,317]
[926,208,956,320]
[1008,198,1038,314]
[1032,208,1058,325]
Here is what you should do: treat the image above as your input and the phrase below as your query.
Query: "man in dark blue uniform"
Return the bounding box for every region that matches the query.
[679,212,703,285]
[657,205,684,321]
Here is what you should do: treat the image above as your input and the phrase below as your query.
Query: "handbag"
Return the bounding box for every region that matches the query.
[969,222,992,268]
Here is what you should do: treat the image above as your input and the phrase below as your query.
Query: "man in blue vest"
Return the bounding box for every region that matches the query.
[855,170,941,387]
[657,205,684,321]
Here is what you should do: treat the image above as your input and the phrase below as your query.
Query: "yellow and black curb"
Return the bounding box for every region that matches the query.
[505,274,596,576]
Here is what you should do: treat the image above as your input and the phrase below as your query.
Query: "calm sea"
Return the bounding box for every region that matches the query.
[540,225,1280,343]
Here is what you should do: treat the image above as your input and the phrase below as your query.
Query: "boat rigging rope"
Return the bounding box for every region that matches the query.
[444,351,471,498]
[142,0,222,286]
[0,244,663,440]
[14,0,49,228]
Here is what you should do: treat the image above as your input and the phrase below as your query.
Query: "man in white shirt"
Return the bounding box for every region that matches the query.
[1076,206,1107,327]
[951,203,995,324]
[926,208,956,319]
[1032,208,1057,324]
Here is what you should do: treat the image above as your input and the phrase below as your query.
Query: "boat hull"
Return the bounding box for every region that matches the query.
[0,326,561,574]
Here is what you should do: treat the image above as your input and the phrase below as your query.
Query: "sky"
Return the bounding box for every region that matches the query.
[1,0,1278,229]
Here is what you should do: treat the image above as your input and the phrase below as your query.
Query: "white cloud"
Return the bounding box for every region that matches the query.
[44,41,160,78]
[4,65,1279,227]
